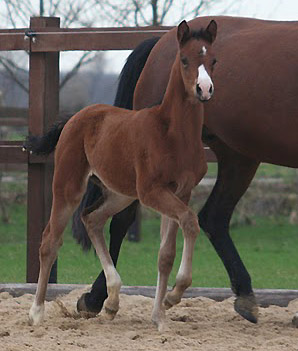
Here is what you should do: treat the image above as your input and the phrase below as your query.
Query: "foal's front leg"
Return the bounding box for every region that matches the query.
[152,216,178,330]
[163,192,198,309]
[139,187,199,331]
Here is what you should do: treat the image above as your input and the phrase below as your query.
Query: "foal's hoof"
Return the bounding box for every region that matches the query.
[292,313,298,327]
[76,293,103,314]
[164,298,174,310]
[164,291,181,310]
[152,319,166,333]
[104,306,118,320]
[234,294,258,324]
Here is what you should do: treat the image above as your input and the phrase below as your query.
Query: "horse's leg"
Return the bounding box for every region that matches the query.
[29,178,87,325]
[152,216,178,329]
[157,192,195,310]
[140,188,198,331]
[199,134,260,323]
[77,201,139,313]
[81,188,134,319]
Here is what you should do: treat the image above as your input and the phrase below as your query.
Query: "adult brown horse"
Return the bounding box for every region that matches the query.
[74,15,298,325]
[26,20,218,330]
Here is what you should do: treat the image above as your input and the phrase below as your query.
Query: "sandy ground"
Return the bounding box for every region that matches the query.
[0,288,297,351]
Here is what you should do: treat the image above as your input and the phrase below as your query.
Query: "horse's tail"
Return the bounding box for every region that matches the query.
[23,118,69,155]
[72,36,160,251]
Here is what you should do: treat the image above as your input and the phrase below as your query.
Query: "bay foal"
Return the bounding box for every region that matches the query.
[26,20,217,331]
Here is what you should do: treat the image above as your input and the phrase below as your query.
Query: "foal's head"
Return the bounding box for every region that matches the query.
[177,20,217,102]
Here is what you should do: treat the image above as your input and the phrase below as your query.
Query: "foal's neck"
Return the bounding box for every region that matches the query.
[158,56,203,134]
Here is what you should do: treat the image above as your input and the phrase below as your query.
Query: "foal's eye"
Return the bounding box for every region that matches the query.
[181,57,188,68]
[212,58,217,66]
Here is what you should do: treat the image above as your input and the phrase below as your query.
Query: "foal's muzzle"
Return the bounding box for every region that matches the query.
[196,83,214,102]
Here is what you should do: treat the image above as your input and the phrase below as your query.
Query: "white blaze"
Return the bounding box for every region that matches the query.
[197,64,214,99]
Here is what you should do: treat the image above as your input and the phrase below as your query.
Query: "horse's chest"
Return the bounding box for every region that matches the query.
[158,149,206,186]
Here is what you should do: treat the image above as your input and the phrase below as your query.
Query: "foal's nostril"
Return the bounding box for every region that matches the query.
[196,84,202,94]
[209,85,214,94]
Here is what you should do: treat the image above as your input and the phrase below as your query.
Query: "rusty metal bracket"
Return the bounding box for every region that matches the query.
[24,29,37,44]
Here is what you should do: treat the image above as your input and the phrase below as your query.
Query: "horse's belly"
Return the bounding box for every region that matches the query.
[92,161,138,198]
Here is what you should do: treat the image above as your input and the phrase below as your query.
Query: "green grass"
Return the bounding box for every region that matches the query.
[0,203,297,289]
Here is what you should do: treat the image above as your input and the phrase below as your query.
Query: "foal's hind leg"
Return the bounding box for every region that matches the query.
[77,201,139,314]
[29,149,90,325]
[81,187,134,320]
[29,187,86,325]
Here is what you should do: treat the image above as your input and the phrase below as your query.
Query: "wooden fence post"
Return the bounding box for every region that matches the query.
[27,17,60,283]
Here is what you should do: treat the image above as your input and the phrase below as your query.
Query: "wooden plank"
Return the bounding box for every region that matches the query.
[0,26,171,52]
[0,118,27,126]
[27,17,60,284]
[26,25,172,33]
[1,283,298,307]
[0,107,28,118]
[29,30,169,52]
[0,163,27,171]
[0,145,28,163]
[0,26,171,34]
[0,141,24,145]
[0,32,29,51]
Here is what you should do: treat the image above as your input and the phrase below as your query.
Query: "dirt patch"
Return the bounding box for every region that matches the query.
[0,288,297,351]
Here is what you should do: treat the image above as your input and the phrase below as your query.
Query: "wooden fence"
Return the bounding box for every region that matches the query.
[0,17,216,284]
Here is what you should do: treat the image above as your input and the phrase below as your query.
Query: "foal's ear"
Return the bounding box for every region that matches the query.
[177,20,191,46]
[205,20,217,43]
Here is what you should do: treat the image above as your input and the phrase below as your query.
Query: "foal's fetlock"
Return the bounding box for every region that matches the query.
[104,299,119,320]
[104,306,118,320]
[29,302,45,326]
[234,293,258,324]
[152,308,166,332]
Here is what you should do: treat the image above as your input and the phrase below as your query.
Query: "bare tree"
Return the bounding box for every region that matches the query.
[0,0,240,97]
[94,0,239,26]
[0,0,105,94]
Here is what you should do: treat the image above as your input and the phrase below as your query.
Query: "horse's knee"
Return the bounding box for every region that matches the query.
[179,210,200,237]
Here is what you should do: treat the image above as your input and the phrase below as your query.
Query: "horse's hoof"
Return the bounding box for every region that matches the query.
[163,298,173,310]
[164,291,181,310]
[292,313,298,327]
[76,293,103,314]
[104,306,118,320]
[234,294,258,324]
[151,312,166,332]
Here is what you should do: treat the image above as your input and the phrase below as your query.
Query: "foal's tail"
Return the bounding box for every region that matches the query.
[23,118,69,155]
[72,37,160,251]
